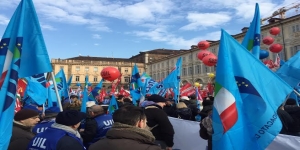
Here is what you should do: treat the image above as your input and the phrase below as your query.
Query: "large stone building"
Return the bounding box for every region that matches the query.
[51,49,186,88]
[145,14,300,85]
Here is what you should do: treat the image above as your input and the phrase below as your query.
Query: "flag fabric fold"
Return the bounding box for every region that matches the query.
[241,3,261,59]
[108,95,119,115]
[276,51,300,88]
[0,0,52,149]
[213,29,292,150]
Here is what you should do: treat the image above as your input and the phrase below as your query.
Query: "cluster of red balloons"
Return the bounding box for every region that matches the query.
[262,27,283,53]
[196,41,217,66]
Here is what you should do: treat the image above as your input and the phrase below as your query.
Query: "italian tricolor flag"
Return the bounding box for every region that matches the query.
[214,83,238,133]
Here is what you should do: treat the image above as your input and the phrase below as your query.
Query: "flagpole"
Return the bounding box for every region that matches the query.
[51,72,63,112]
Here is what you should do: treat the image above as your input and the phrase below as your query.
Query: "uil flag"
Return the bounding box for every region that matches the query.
[0,0,52,149]
[130,64,142,105]
[241,3,261,59]
[213,29,292,150]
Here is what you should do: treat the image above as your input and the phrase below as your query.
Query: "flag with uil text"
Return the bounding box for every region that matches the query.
[130,64,142,105]
[213,29,292,150]
[241,3,261,59]
[0,0,52,149]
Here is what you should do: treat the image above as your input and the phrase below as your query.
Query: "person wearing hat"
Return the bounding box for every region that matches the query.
[27,110,86,150]
[8,109,40,150]
[32,107,60,134]
[80,105,113,148]
[180,95,199,121]
[142,94,174,150]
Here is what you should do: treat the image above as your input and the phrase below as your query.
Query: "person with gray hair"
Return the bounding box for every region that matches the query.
[80,105,113,148]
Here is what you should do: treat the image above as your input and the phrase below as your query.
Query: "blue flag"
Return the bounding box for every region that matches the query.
[276,51,300,88]
[163,57,182,102]
[213,29,292,150]
[25,79,48,105]
[0,0,52,149]
[52,69,68,98]
[130,64,142,105]
[89,79,103,101]
[67,75,73,87]
[80,75,89,113]
[241,3,261,59]
[108,95,119,115]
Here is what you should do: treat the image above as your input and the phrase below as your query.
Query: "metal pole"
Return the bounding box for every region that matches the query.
[51,72,63,112]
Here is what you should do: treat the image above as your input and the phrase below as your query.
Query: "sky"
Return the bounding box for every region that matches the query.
[0,0,298,59]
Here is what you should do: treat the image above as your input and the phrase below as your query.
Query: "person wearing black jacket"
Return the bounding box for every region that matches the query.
[143,94,174,150]
[179,96,198,121]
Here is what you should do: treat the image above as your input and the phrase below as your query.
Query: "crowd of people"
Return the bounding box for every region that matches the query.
[9,93,218,150]
[10,91,300,150]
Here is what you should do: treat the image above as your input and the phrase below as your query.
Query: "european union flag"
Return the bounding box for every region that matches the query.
[0,0,52,149]
[241,3,261,59]
[213,29,292,150]
[130,64,142,105]
[80,75,89,113]
[108,95,119,115]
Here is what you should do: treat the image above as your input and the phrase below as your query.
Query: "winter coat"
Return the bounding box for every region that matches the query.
[8,122,35,150]
[179,100,198,121]
[174,108,193,120]
[144,104,174,147]
[89,122,161,150]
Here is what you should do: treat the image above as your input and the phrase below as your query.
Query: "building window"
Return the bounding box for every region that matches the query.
[76,66,80,71]
[124,77,130,83]
[125,68,128,73]
[195,65,200,74]
[292,26,296,32]
[158,64,160,69]
[188,67,193,75]
[94,76,97,82]
[60,66,64,70]
[162,72,165,79]
[205,66,209,73]
[189,54,192,59]
[85,67,89,72]
[296,25,299,32]
[75,76,80,81]
[153,65,155,69]
[153,74,156,80]
[183,68,187,76]
[94,67,98,72]
[162,62,164,68]
[183,57,186,62]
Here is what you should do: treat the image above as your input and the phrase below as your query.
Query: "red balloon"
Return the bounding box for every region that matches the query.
[262,36,274,45]
[269,27,280,35]
[100,67,120,81]
[269,43,283,53]
[197,41,210,50]
[202,54,217,66]
[197,50,211,60]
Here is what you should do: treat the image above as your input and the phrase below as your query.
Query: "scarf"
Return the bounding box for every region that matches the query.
[111,122,155,143]
[51,123,82,139]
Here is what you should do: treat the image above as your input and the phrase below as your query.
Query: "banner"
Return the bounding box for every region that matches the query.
[168,117,300,150]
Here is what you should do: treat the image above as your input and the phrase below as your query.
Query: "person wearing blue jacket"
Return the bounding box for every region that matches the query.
[80,105,113,148]
[27,110,86,150]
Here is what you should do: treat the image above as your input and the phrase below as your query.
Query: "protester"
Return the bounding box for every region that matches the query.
[8,109,40,150]
[163,98,177,118]
[89,105,161,150]
[179,96,198,121]
[174,102,192,120]
[277,105,294,135]
[142,94,174,150]
[80,105,113,148]
[284,98,300,136]
[27,110,86,150]
[199,105,213,150]
[32,107,60,134]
